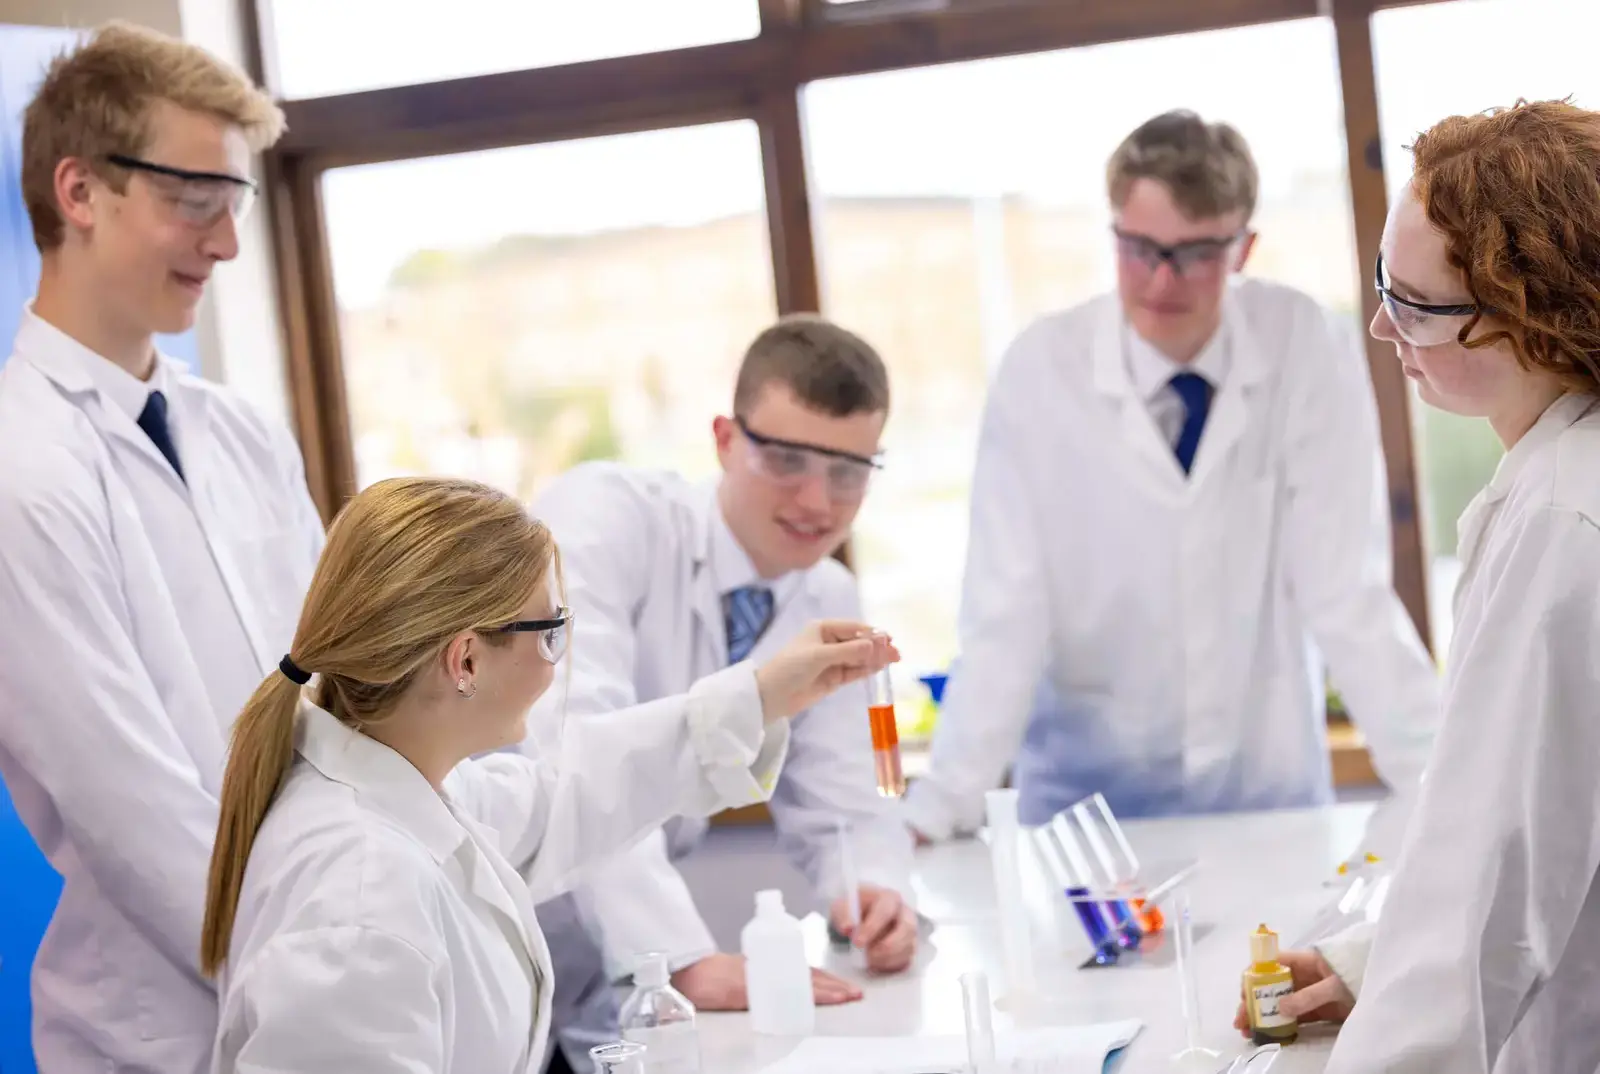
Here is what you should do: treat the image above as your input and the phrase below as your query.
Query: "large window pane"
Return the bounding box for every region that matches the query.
[268,1,759,100]
[322,122,775,500]
[1373,0,1600,656]
[806,18,1355,698]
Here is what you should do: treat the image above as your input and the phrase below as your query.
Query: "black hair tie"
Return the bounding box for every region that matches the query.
[278,655,311,686]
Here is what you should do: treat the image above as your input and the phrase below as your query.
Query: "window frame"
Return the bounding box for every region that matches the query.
[249,0,1452,786]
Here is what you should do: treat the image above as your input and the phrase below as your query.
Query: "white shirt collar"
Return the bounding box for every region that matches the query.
[704,480,803,607]
[294,700,469,864]
[1124,320,1232,403]
[21,305,172,425]
[1488,392,1599,499]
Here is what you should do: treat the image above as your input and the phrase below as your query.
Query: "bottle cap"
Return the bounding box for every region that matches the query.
[756,889,785,915]
[1249,923,1280,963]
[635,952,669,989]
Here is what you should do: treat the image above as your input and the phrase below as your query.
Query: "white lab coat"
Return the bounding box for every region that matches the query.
[214,669,788,1072]
[903,279,1440,836]
[1324,392,1600,1074]
[531,464,914,977]
[0,311,324,1074]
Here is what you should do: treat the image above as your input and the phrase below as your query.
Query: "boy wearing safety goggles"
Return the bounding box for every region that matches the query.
[527,316,917,1051]
[905,110,1440,847]
[0,21,324,1074]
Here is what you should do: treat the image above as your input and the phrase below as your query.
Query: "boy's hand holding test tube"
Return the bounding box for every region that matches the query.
[829,817,919,973]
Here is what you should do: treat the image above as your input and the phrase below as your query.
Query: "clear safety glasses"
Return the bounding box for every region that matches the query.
[1375,252,1482,347]
[735,417,882,504]
[1113,228,1247,280]
[497,608,572,664]
[106,154,259,228]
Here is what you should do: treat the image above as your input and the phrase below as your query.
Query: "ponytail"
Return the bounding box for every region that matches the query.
[200,670,302,976]
[197,476,560,974]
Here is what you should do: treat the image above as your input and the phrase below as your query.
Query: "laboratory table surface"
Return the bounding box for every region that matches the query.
[696,802,1377,1074]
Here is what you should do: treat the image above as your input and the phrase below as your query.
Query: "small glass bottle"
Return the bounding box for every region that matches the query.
[619,953,701,1074]
[1242,924,1298,1046]
[867,664,906,797]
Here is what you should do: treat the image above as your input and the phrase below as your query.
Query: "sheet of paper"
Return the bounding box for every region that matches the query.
[755,1019,1143,1074]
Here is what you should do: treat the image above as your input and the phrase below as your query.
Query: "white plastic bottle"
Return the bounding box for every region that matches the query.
[619,953,701,1074]
[739,889,816,1035]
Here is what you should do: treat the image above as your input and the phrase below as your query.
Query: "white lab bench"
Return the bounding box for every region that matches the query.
[695,803,1375,1073]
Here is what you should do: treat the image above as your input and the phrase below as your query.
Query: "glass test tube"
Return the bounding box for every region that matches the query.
[590,1041,647,1074]
[1069,803,1144,949]
[867,663,906,797]
[1034,824,1119,966]
[831,816,866,960]
[960,971,999,1074]
[985,789,1038,1000]
[1084,794,1164,934]
[1051,814,1138,953]
[1168,884,1218,1068]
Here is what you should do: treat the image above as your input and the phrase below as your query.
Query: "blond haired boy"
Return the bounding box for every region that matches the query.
[0,23,324,1074]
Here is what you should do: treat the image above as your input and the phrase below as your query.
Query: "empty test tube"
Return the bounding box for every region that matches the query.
[961,971,999,1074]
[867,662,906,797]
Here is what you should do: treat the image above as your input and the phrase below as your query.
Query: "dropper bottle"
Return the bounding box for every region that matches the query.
[1242,923,1298,1045]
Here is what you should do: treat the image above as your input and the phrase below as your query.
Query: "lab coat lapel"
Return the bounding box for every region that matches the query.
[16,335,188,497]
[1089,303,1186,494]
[457,815,544,970]
[456,815,547,1063]
[689,487,729,666]
[1185,294,1268,490]
[165,377,274,673]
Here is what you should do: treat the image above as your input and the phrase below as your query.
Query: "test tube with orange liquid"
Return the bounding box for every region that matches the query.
[867,666,906,797]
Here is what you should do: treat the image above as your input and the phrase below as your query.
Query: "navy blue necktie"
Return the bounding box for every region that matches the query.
[1169,372,1213,475]
[723,586,775,664]
[137,390,185,482]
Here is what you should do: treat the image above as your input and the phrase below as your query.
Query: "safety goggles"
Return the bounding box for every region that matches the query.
[735,417,882,503]
[1113,228,1247,280]
[105,154,259,228]
[496,608,572,664]
[1375,252,1482,347]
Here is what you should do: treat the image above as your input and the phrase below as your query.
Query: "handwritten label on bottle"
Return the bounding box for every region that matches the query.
[1252,980,1295,1028]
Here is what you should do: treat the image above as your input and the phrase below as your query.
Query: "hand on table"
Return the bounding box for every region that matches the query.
[829,884,918,974]
[1233,948,1356,1037]
[670,952,863,1011]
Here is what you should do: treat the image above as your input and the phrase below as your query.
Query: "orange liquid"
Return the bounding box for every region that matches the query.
[1133,898,1165,933]
[868,703,899,749]
[868,704,906,797]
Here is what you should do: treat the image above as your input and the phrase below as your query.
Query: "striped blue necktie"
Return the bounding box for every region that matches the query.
[723,585,775,664]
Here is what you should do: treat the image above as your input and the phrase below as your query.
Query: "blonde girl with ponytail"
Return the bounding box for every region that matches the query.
[203,476,897,1072]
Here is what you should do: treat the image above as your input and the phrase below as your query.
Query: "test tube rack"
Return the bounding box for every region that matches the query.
[1029,793,1216,1069]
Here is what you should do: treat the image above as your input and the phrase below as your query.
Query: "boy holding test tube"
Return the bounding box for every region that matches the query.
[527,317,920,1062]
